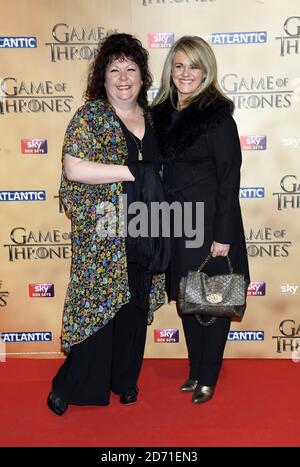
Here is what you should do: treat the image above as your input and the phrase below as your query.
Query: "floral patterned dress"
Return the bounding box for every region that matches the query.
[59,99,165,352]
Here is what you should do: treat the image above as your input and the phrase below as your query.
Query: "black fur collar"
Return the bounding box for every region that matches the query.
[151,97,233,160]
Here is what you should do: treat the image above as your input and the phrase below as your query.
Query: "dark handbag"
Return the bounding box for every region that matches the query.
[178,254,248,326]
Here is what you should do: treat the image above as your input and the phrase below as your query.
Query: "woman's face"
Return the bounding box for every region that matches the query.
[104,56,142,107]
[171,50,205,103]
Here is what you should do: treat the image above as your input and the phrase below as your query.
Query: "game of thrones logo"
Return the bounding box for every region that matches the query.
[53,193,66,214]
[45,24,119,62]
[0,77,73,114]
[276,16,300,56]
[4,227,71,262]
[0,281,9,307]
[221,74,293,109]
[273,320,300,354]
[273,175,300,210]
[245,227,292,257]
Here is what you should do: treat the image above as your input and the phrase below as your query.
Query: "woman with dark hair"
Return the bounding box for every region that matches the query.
[47,33,165,415]
[152,36,250,404]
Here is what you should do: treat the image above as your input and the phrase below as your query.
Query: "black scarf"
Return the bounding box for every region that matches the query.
[151,97,234,161]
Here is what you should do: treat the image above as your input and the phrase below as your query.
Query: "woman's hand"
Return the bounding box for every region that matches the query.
[210,241,230,257]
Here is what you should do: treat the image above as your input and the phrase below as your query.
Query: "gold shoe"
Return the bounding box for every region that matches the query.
[180,378,198,392]
[192,385,215,404]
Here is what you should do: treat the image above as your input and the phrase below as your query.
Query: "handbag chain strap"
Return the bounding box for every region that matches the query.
[195,315,216,326]
[198,254,233,274]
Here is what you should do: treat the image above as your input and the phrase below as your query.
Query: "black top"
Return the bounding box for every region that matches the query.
[118,115,159,165]
[118,115,160,262]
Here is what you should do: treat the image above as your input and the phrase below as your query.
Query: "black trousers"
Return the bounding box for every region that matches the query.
[181,314,231,387]
[52,262,152,405]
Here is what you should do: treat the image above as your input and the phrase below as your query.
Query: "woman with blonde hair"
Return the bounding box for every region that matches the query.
[152,36,249,404]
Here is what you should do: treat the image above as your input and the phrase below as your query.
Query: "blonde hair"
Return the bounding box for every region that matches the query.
[153,35,231,108]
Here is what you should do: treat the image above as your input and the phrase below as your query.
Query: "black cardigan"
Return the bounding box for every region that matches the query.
[126,162,171,274]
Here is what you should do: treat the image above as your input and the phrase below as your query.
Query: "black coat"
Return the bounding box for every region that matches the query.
[151,98,250,300]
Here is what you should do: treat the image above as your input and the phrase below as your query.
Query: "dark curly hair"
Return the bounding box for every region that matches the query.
[85,33,152,109]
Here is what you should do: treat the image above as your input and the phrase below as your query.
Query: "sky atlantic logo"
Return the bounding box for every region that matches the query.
[247,282,266,296]
[280,284,300,295]
[245,227,291,258]
[281,137,300,149]
[221,74,294,109]
[239,187,265,198]
[212,31,267,45]
[148,32,174,48]
[240,136,267,151]
[29,284,55,298]
[0,36,37,48]
[21,139,48,154]
[273,175,300,210]
[0,77,73,114]
[154,329,179,343]
[0,191,46,202]
[228,331,264,341]
[0,332,52,343]
[45,24,118,62]
[276,16,300,56]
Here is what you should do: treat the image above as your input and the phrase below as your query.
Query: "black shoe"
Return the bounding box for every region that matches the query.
[120,384,139,405]
[47,391,69,415]
[192,385,215,404]
[180,378,198,392]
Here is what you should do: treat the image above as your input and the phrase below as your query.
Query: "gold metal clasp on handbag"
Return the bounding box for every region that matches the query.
[206,293,223,303]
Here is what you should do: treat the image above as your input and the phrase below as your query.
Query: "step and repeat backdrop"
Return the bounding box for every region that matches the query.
[1,0,299,360]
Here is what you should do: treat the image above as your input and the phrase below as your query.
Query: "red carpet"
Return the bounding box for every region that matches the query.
[0,358,299,447]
